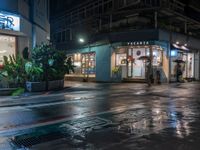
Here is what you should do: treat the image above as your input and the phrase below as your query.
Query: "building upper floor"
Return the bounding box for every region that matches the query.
[50,0,200,49]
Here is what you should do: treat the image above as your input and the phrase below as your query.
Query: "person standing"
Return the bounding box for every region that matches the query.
[176,63,182,82]
[146,58,153,86]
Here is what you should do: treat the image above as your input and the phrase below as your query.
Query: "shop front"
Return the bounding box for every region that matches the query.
[64,29,200,82]
[170,45,195,82]
[0,11,20,68]
[113,41,167,82]
[65,52,96,81]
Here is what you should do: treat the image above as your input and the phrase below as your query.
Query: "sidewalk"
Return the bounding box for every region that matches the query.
[0,81,199,107]
[0,81,108,107]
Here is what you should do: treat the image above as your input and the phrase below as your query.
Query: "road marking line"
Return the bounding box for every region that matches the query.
[0,106,30,113]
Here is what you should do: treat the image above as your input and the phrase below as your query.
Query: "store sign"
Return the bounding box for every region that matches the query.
[127,41,150,46]
[0,12,20,31]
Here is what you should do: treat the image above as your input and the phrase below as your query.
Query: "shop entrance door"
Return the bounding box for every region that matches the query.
[127,48,146,79]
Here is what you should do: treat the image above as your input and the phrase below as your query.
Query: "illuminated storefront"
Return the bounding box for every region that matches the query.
[81,53,96,76]
[65,29,200,82]
[0,12,19,67]
[0,1,50,87]
[67,52,96,77]
[0,1,50,67]
[65,41,167,82]
[170,48,195,81]
[114,41,165,81]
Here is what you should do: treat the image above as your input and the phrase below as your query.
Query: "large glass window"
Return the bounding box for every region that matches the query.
[81,52,96,75]
[146,47,163,66]
[152,49,163,66]
[67,53,81,75]
[182,53,194,78]
[116,53,126,66]
[73,53,82,74]
[170,51,194,79]
[0,35,16,66]
[67,52,96,77]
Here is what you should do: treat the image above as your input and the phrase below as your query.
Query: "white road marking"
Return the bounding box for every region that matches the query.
[0,106,30,113]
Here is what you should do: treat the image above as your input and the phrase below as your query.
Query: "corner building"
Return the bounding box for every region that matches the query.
[51,0,200,83]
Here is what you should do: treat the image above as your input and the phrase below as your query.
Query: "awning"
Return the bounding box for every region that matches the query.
[171,44,189,51]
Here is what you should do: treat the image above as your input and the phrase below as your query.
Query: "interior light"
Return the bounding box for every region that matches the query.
[171,50,177,56]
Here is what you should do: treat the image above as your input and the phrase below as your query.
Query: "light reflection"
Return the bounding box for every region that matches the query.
[115,98,194,138]
[176,120,191,138]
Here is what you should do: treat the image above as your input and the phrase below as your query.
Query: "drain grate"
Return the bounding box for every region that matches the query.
[9,117,112,148]
[10,132,70,148]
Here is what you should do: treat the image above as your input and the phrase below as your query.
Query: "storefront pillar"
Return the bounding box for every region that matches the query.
[150,45,153,76]
[168,44,172,83]
[150,46,153,65]
[126,47,129,78]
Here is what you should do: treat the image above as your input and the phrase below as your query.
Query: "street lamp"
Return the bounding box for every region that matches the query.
[79,38,85,43]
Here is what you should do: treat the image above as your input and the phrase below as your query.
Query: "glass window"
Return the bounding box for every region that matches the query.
[187,53,194,78]
[182,53,194,78]
[116,53,127,66]
[67,53,96,76]
[81,52,96,75]
[146,47,163,66]
[152,49,163,66]
[0,35,16,66]
[74,53,81,74]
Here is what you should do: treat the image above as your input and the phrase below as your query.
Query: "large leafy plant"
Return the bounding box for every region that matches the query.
[31,43,74,81]
[25,62,43,82]
[0,55,26,87]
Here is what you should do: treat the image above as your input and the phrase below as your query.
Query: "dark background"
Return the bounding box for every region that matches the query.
[50,0,84,16]
[50,0,200,16]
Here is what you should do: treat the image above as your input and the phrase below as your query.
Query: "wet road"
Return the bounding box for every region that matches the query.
[0,82,200,150]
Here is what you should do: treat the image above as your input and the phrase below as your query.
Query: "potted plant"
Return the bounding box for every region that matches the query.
[112,66,122,82]
[25,43,74,92]
[25,61,45,92]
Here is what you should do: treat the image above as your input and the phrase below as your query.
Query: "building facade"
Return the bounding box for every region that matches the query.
[0,0,50,67]
[51,0,200,82]
[64,29,200,82]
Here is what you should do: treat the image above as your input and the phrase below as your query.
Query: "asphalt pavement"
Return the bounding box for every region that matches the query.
[0,81,200,150]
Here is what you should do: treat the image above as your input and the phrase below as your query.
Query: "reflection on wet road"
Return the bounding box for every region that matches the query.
[0,82,200,149]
